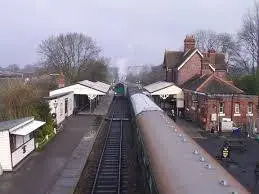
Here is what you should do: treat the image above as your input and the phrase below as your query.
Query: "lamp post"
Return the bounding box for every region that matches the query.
[54,100,58,113]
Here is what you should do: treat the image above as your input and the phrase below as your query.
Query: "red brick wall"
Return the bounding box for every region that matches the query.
[201,64,213,76]
[177,52,202,85]
[183,91,258,131]
[205,96,257,131]
[166,69,173,82]
[214,71,227,80]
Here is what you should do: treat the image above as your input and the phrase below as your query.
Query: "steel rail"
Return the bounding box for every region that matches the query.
[91,113,114,194]
[117,120,123,193]
[91,97,125,194]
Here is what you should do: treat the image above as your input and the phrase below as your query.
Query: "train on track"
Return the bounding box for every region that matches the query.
[127,86,250,194]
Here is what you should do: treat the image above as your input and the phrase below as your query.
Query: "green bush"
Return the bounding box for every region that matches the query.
[232,70,259,95]
[33,100,54,139]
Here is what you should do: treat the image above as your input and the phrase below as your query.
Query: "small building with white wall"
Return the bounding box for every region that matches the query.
[43,92,74,125]
[0,117,45,171]
[48,80,110,114]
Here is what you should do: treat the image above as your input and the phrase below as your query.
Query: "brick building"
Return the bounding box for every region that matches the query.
[163,35,258,131]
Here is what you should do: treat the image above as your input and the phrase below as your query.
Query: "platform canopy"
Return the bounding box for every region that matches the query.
[11,120,45,136]
[144,81,183,98]
[49,80,110,97]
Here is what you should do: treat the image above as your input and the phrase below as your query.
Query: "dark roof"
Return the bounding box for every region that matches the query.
[164,49,227,70]
[182,75,244,94]
[43,92,73,100]
[181,74,211,90]
[201,78,244,94]
[164,49,201,68]
[210,53,226,70]
[0,117,33,131]
[164,51,183,68]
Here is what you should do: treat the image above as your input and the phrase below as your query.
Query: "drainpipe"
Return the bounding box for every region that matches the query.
[231,94,234,121]
[217,97,220,132]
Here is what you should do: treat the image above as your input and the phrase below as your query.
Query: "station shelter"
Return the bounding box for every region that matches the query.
[0,117,45,171]
[49,80,110,113]
[143,81,184,117]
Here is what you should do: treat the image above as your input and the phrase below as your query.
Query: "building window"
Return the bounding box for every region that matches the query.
[10,134,16,152]
[235,103,240,113]
[65,98,68,114]
[248,102,253,113]
[219,102,224,113]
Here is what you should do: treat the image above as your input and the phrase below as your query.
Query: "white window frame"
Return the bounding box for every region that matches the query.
[248,102,253,114]
[219,102,224,114]
[235,103,240,113]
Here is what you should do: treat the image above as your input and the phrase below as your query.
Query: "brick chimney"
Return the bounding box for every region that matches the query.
[184,35,195,52]
[201,53,212,76]
[58,72,65,88]
[208,49,216,64]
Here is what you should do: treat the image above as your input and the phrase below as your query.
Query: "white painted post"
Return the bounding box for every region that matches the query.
[36,142,39,149]
[46,135,49,140]
[0,163,3,176]
[54,128,57,134]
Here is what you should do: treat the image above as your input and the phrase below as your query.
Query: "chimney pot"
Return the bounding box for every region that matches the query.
[184,35,195,52]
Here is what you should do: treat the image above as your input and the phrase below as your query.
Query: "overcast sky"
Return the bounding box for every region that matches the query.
[0,0,256,74]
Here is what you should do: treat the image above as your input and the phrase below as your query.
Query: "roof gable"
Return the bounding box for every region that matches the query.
[177,49,203,70]
[164,48,227,71]
[181,74,211,91]
[182,75,244,94]
[199,78,243,94]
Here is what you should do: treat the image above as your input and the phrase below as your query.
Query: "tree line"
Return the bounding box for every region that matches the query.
[126,2,259,95]
[0,32,118,125]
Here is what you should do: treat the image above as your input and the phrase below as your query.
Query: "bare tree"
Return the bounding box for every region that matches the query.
[238,2,259,76]
[76,57,109,82]
[38,33,101,84]
[193,30,252,75]
[194,30,218,51]
[194,30,237,65]
[0,82,41,120]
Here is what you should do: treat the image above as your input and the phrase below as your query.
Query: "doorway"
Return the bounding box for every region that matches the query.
[65,98,68,116]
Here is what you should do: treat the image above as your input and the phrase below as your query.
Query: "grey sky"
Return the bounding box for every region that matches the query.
[0,0,255,74]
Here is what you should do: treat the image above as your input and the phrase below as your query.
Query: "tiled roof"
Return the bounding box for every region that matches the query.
[0,117,33,131]
[206,53,226,70]
[200,78,244,94]
[181,74,211,91]
[164,51,183,68]
[164,49,227,70]
[182,75,244,94]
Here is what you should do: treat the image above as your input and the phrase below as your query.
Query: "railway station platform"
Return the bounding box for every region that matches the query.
[0,116,101,194]
[77,93,114,116]
[49,117,105,194]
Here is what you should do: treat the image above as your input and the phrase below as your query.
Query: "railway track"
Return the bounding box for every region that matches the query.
[91,97,129,194]
[74,96,144,194]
